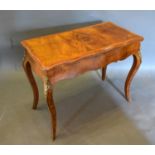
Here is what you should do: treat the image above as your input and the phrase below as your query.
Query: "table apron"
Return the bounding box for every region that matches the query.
[47,42,140,84]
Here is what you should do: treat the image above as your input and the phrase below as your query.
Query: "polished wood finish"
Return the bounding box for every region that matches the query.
[45,80,57,140]
[21,22,143,140]
[23,55,39,109]
[125,51,142,102]
[21,22,143,70]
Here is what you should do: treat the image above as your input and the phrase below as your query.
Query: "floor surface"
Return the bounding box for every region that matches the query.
[0,48,155,144]
[0,66,154,144]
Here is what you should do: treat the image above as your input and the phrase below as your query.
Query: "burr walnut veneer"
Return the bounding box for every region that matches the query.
[21,22,144,140]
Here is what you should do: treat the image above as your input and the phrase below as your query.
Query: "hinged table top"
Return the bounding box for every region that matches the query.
[21,22,143,70]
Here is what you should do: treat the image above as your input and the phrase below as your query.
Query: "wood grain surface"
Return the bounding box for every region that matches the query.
[21,22,143,70]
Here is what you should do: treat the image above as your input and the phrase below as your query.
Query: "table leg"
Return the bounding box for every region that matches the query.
[102,66,107,80]
[125,51,142,102]
[23,58,39,110]
[44,79,57,140]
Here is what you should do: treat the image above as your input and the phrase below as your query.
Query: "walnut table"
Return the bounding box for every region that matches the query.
[21,22,144,140]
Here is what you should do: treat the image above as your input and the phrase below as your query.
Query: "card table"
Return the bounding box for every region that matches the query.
[21,22,144,140]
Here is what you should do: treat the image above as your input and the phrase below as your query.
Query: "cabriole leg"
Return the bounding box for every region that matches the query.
[125,51,142,102]
[44,79,57,140]
[23,55,39,109]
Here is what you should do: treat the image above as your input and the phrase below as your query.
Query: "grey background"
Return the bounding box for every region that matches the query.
[0,11,155,144]
[0,10,154,71]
